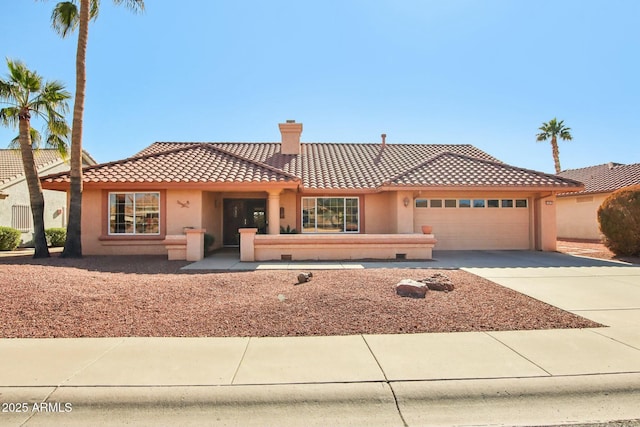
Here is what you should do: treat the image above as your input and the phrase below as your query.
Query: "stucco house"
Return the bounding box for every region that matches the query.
[41,121,583,261]
[557,162,640,241]
[0,149,96,246]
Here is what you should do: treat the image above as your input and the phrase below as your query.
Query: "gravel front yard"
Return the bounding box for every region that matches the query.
[0,254,600,338]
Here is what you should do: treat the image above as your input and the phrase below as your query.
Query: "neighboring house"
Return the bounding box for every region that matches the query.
[0,149,97,246]
[557,162,640,241]
[41,121,583,261]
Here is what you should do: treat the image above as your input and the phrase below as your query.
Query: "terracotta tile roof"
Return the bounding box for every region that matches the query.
[43,143,300,185]
[558,162,640,195]
[134,142,503,190]
[42,141,583,191]
[0,149,64,185]
[385,152,582,188]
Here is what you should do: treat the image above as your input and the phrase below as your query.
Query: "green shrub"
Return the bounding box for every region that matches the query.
[0,226,21,251]
[280,225,297,234]
[45,228,67,247]
[204,233,215,253]
[597,185,640,256]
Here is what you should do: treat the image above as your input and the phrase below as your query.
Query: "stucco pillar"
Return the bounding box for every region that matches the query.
[395,191,414,234]
[267,191,281,235]
[239,228,257,262]
[535,194,557,251]
[185,228,206,261]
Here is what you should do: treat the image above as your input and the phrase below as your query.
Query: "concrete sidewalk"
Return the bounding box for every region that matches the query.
[1,252,640,426]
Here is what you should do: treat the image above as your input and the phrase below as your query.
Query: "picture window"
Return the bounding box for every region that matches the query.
[302,197,359,233]
[109,192,160,235]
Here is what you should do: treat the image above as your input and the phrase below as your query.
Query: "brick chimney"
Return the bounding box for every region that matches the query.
[279,120,303,155]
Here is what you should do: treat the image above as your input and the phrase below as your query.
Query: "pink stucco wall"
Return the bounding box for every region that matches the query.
[556,193,607,241]
[79,187,559,256]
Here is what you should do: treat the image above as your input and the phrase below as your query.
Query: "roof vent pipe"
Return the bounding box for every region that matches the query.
[381,133,387,147]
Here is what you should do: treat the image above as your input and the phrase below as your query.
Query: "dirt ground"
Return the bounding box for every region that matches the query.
[556,239,640,265]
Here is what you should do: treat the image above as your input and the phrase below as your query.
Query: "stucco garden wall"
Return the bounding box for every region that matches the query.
[556,193,608,241]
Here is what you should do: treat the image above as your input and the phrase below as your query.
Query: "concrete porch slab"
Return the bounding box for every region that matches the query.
[255,262,365,270]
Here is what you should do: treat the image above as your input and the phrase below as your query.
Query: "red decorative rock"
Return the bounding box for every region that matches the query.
[419,273,455,292]
[395,279,428,298]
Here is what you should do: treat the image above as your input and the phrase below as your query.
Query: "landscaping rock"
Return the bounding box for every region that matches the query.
[395,279,428,298]
[296,272,313,285]
[419,273,454,292]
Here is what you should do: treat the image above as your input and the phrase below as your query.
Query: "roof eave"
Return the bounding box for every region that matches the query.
[42,180,300,192]
[379,184,585,193]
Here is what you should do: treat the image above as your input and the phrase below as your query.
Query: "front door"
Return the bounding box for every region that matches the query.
[223,199,267,246]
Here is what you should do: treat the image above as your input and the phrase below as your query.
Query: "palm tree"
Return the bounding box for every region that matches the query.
[536,118,573,174]
[0,59,70,258]
[48,0,145,258]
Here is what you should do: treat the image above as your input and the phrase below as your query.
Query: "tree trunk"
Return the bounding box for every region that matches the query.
[18,112,50,258]
[63,0,90,258]
[551,136,561,174]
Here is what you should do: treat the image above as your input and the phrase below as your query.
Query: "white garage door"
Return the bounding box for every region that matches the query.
[413,197,531,250]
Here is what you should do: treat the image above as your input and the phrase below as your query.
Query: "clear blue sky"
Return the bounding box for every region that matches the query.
[2,1,638,173]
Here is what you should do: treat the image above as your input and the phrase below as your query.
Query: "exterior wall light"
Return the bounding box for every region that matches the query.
[403,197,410,207]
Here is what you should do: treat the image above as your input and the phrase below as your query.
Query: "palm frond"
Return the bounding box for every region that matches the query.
[47,115,71,138]
[51,1,80,37]
[0,106,20,129]
[90,0,101,19]
[9,128,42,149]
[113,0,145,13]
[46,133,70,159]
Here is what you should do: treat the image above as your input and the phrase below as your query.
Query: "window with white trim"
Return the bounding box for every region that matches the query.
[109,192,160,235]
[302,197,359,233]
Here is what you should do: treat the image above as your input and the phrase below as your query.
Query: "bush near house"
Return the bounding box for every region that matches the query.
[598,185,640,256]
[204,233,215,254]
[45,228,67,247]
[280,225,298,234]
[0,226,21,251]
